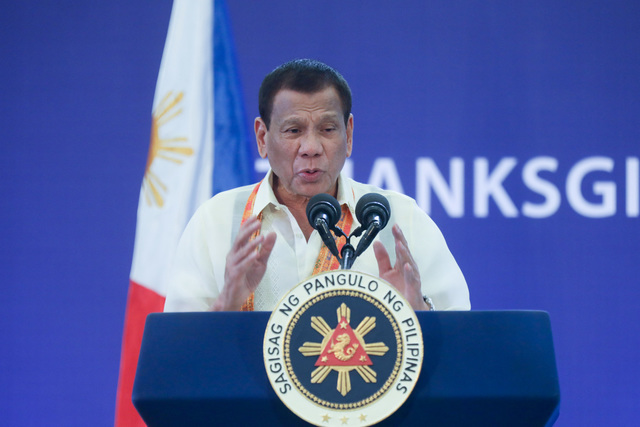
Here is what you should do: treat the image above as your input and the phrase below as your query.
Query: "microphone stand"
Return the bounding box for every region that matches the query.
[333,225,364,270]
[340,242,356,270]
[315,218,341,260]
[354,221,381,257]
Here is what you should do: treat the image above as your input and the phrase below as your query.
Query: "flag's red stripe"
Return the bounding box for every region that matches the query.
[114,280,165,427]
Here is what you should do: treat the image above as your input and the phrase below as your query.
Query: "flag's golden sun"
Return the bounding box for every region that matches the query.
[143,91,193,207]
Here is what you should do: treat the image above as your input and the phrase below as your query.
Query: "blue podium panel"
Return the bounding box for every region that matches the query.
[133,311,559,426]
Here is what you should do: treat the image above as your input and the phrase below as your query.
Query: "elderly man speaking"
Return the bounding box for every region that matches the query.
[164,59,470,313]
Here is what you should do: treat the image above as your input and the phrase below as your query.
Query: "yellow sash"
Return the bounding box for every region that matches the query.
[240,182,353,311]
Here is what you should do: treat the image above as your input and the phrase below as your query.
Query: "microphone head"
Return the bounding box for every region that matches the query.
[355,193,391,229]
[306,193,342,228]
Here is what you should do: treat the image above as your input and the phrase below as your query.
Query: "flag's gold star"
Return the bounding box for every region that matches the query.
[322,356,328,362]
[340,320,348,329]
[359,413,367,422]
[322,413,331,422]
[341,415,349,424]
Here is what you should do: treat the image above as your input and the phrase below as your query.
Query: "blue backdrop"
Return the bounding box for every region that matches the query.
[2,1,638,425]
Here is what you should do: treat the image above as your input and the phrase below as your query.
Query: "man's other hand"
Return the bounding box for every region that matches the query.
[373,224,430,311]
[212,216,276,311]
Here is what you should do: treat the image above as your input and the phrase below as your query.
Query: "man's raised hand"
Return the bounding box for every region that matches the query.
[373,224,429,311]
[211,216,276,311]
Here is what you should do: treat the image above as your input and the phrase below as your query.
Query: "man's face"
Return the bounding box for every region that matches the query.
[255,86,353,203]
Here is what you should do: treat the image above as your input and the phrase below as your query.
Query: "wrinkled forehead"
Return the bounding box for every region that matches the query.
[270,87,345,122]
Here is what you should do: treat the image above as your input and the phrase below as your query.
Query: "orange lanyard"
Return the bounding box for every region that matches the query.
[240,181,353,311]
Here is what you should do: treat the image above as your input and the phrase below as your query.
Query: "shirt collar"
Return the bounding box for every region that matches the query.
[335,173,357,218]
[252,169,356,217]
[252,169,279,215]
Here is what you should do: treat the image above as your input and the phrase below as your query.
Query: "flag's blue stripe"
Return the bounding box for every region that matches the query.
[213,0,253,195]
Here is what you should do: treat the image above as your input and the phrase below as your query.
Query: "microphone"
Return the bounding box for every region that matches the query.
[306,193,342,259]
[354,193,391,257]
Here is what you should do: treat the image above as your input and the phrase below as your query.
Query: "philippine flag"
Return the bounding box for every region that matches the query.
[114,1,251,425]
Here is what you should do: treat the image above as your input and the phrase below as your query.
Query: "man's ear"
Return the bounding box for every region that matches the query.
[346,113,354,157]
[255,117,268,159]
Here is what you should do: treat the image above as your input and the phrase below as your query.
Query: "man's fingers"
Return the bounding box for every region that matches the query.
[242,232,264,256]
[232,232,276,272]
[231,216,261,252]
[393,226,420,280]
[403,262,418,287]
[394,224,417,264]
[395,239,416,268]
[228,232,264,266]
[373,241,392,273]
[255,232,277,263]
[233,245,264,273]
[392,224,409,247]
[402,262,427,310]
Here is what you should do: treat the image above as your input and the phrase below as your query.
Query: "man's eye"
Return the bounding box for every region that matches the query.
[286,128,300,134]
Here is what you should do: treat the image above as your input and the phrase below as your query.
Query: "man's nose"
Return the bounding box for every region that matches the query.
[299,132,323,157]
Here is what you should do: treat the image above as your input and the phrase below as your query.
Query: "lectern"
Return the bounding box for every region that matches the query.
[133,311,559,426]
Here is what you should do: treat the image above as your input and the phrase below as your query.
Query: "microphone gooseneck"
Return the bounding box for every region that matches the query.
[306,193,342,259]
[354,193,391,257]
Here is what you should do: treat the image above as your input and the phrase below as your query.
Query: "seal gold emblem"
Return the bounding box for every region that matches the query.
[298,302,389,397]
[264,271,423,426]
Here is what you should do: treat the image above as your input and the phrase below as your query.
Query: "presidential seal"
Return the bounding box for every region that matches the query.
[263,271,424,426]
